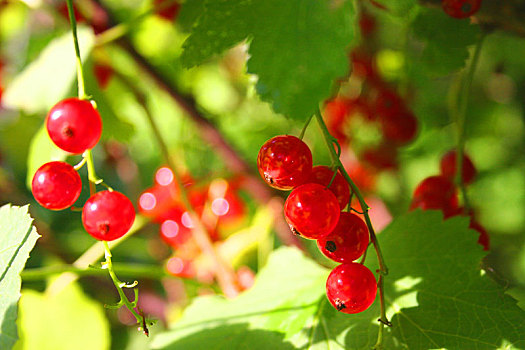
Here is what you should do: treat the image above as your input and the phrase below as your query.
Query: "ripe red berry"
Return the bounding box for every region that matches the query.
[442,0,481,19]
[326,263,377,314]
[257,135,312,191]
[284,183,340,239]
[166,256,195,279]
[440,150,477,185]
[82,190,135,241]
[31,161,82,210]
[46,98,103,154]
[317,213,369,263]
[154,0,181,21]
[410,175,459,217]
[94,63,114,89]
[309,166,350,210]
[362,144,398,170]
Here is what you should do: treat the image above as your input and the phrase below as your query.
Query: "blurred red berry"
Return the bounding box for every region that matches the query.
[440,149,477,185]
[442,0,481,19]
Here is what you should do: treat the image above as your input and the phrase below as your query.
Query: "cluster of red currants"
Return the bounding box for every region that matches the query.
[258,135,377,314]
[31,98,135,241]
[442,0,482,19]
[138,170,248,282]
[410,149,489,250]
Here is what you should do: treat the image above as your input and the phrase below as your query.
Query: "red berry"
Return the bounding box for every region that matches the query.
[362,144,398,170]
[469,220,490,251]
[442,0,481,19]
[284,183,340,239]
[440,150,477,185]
[317,213,369,263]
[326,263,377,314]
[46,98,103,154]
[374,88,404,117]
[380,110,418,145]
[410,176,459,217]
[159,213,192,248]
[82,191,135,241]
[154,0,181,21]
[138,184,179,222]
[166,256,195,279]
[309,166,350,210]
[257,135,313,191]
[31,161,82,210]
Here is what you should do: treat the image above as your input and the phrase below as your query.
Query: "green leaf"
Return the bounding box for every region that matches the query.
[181,0,355,120]
[0,205,41,350]
[15,282,110,350]
[2,26,95,113]
[413,8,481,75]
[152,211,525,349]
[25,124,68,189]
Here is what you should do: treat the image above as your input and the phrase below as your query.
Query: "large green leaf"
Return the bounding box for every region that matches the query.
[152,211,525,349]
[181,0,355,121]
[15,282,110,350]
[0,205,41,350]
[413,8,481,76]
[2,26,95,113]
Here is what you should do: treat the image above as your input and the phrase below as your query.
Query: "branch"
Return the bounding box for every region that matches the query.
[419,0,525,37]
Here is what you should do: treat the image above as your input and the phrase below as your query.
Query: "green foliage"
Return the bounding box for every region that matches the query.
[0,205,40,350]
[15,282,110,350]
[152,211,525,349]
[413,8,481,75]
[2,27,95,113]
[181,0,355,120]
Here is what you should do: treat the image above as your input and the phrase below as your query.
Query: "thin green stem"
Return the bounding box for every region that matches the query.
[315,110,390,348]
[65,0,87,99]
[103,241,143,324]
[453,33,486,212]
[23,263,164,280]
[299,114,313,140]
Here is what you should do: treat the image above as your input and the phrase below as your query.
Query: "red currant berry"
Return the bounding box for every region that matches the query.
[166,256,195,279]
[284,183,340,239]
[46,98,103,154]
[257,135,313,191]
[31,161,82,210]
[362,144,398,170]
[326,263,377,314]
[317,212,369,263]
[309,166,350,210]
[94,63,113,89]
[442,0,481,19]
[380,110,418,145]
[440,150,477,185]
[410,175,459,217]
[469,220,490,251]
[82,190,135,241]
[154,0,181,21]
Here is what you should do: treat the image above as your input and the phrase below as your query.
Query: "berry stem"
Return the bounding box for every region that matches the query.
[315,110,390,346]
[116,72,240,298]
[65,0,87,100]
[102,241,147,333]
[453,33,485,212]
[298,114,313,140]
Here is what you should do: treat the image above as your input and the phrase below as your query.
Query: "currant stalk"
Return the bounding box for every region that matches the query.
[314,110,390,348]
[65,0,146,333]
[452,33,486,212]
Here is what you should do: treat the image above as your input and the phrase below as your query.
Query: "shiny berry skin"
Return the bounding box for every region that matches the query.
[326,263,377,314]
[31,161,82,210]
[440,150,477,185]
[284,183,340,239]
[46,98,103,154]
[309,166,350,210]
[317,213,369,263]
[442,0,481,19]
[257,135,313,191]
[82,191,135,241]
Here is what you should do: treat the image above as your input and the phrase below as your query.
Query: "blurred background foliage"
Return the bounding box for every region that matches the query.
[0,0,524,348]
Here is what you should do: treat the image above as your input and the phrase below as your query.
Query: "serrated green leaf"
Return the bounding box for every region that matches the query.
[25,124,68,189]
[413,8,480,75]
[2,26,95,113]
[152,211,525,350]
[0,205,41,350]
[181,0,355,121]
[15,282,110,350]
